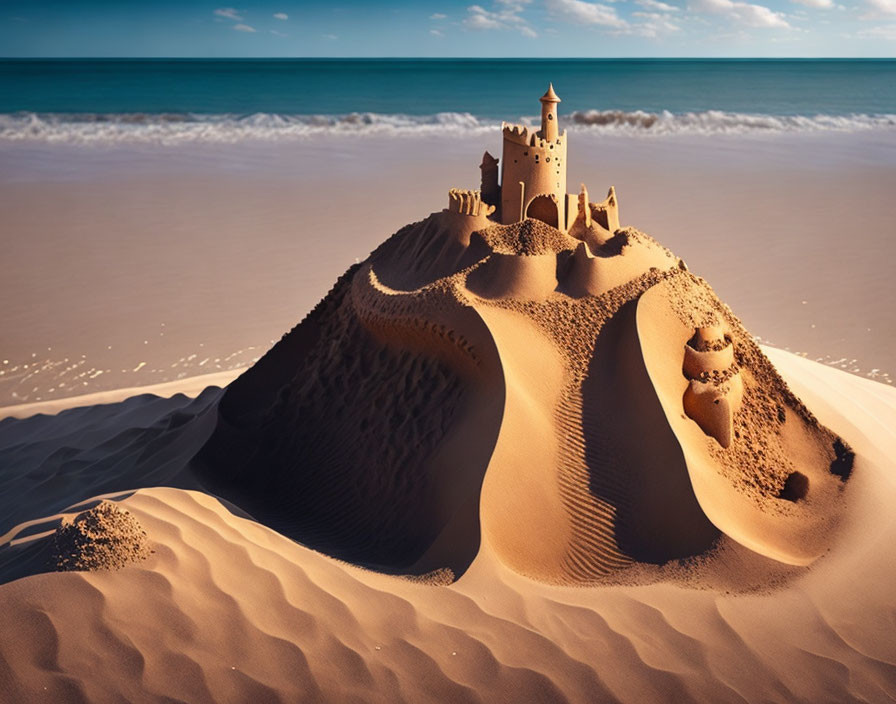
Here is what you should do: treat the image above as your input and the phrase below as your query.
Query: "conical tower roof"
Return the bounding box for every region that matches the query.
[540,83,561,104]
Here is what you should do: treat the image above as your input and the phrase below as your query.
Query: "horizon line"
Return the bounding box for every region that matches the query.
[2,56,894,61]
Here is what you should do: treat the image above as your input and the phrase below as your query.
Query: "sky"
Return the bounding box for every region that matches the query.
[0,0,894,57]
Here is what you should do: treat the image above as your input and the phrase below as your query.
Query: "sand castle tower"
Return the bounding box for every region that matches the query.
[500,84,574,230]
[479,151,500,207]
[449,84,613,234]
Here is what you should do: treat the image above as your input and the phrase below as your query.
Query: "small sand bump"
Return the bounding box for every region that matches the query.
[52,500,152,572]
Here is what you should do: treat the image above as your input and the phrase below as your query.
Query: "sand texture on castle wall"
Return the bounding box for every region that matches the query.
[0,208,892,703]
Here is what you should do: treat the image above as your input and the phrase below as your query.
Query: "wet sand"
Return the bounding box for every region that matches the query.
[1,129,893,405]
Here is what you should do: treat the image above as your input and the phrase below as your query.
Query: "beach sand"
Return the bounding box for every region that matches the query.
[0,344,893,702]
[1,184,895,700]
[0,123,894,703]
[1,130,893,408]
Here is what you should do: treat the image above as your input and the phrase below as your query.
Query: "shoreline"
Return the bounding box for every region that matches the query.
[1,129,893,406]
[0,368,245,420]
[1,346,890,421]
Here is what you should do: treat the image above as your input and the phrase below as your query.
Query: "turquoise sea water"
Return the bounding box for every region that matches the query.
[1,58,895,141]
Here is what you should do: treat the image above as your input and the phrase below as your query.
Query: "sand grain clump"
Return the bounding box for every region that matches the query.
[53,500,152,572]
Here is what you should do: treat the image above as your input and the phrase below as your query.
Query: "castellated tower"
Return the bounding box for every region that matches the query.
[445,84,591,233]
[479,151,500,207]
[500,84,571,230]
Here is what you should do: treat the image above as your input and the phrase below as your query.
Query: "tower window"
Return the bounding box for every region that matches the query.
[548,114,554,120]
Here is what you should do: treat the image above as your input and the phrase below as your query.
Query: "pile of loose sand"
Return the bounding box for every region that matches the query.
[53,500,152,572]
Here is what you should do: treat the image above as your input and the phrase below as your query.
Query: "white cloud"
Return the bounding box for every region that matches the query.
[689,0,790,27]
[635,0,681,10]
[214,8,243,21]
[430,12,448,19]
[497,0,533,10]
[270,29,288,36]
[233,23,256,32]
[862,0,896,14]
[430,28,444,35]
[273,12,288,20]
[857,23,896,36]
[466,6,502,29]
[546,0,679,36]
[790,0,833,6]
[629,10,682,33]
[464,0,537,36]
[545,0,628,28]
[323,33,339,39]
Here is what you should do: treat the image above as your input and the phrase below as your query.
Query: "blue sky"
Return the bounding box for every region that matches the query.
[1,0,894,57]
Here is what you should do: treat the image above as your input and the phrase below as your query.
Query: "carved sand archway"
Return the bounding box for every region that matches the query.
[526,194,560,229]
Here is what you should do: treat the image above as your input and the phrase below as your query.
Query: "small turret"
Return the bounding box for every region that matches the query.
[479,151,500,207]
[539,83,561,142]
[578,183,591,228]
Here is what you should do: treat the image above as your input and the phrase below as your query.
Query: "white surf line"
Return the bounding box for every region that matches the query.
[0,368,247,421]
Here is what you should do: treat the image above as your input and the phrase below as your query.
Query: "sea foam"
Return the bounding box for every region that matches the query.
[0,109,894,145]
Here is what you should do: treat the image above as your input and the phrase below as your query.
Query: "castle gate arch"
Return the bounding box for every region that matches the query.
[525,194,560,229]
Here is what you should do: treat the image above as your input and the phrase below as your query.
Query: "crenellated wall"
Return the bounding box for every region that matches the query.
[447,188,496,217]
[591,186,620,233]
[500,122,568,229]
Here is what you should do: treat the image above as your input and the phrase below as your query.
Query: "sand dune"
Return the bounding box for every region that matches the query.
[0,386,222,557]
[0,350,893,702]
[0,369,243,421]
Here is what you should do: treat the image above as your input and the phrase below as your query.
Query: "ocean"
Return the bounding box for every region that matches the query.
[1,58,895,142]
[1,58,894,407]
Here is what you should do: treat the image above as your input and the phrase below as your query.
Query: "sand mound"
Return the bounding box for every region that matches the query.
[197,213,853,585]
[477,218,576,256]
[562,230,676,299]
[637,275,852,565]
[53,500,152,572]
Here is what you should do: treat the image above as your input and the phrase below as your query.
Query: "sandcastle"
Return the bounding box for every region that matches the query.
[447,84,619,240]
[198,83,853,585]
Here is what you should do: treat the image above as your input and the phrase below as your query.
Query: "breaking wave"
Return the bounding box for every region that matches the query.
[0,111,493,145]
[567,109,896,134]
[0,109,894,145]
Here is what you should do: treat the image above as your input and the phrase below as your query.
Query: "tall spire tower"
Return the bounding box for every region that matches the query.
[539,83,561,142]
[499,85,571,230]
